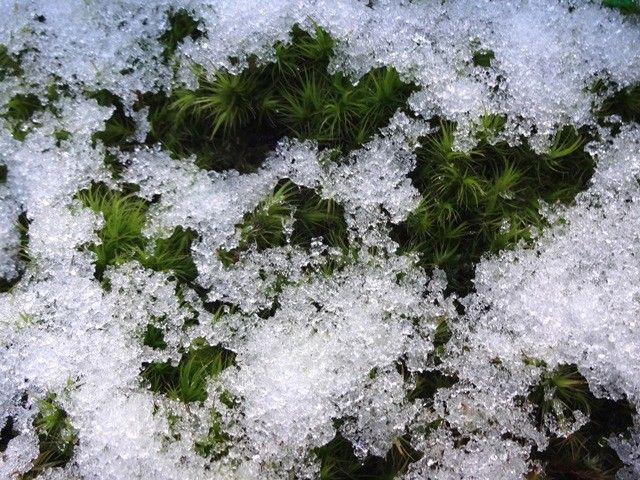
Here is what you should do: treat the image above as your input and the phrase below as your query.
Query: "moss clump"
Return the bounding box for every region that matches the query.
[602,0,640,14]
[598,83,640,124]
[193,409,231,461]
[0,213,31,294]
[21,394,77,479]
[158,9,203,61]
[316,431,420,480]
[77,184,198,283]
[143,25,416,172]
[218,179,349,265]
[392,120,594,295]
[89,89,138,152]
[141,342,235,403]
[528,364,636,480]
[0,45,22,80]
[2,93,44,141]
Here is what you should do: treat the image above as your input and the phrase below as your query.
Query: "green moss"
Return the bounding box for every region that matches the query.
[159,9,203,61]
[194,409,231,461]
[218,179,349,265]
[77,184,198,283]
[0,45,22,80]
[143,25,416,172]
[0,213,31,294]
[528,364,637,480]
[143,324,168,350]
[432,318,452,361]
[472,49,495,68]
[598,83,640,124]
[602,0,640,14]
[76,184,148,277]
[89,89,138,157]
[21,394,77,479]
[316,431,420,480]
[392,121,595,295]
[2,93,44,140]
[138,227,198,283]
[141,342,235,402]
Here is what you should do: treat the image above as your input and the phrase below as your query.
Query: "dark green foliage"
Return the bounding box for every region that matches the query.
[141,343,235,402]
[316,432,420,480]
[53,129,71,146]
[89,90,138,156]
[472,49,495,68]
[136,227,198,283]
[76,184,148,277]
[406,370,458,403]
[602,0,640,14]
[21,395,76,479]
[144,25,416,172]
[77,184,198,282]
[528,364,636,479]
[219,179,349,264]
[0,45,22,80]
[432,318,452,361]
[0,164,6,183]
[159,9,203,61]
[0,213,31,293]
[392,121,595,295]
[143,324,168,349]
[598,83,640,124]
[2,93,44,140]
[194,409,231,461]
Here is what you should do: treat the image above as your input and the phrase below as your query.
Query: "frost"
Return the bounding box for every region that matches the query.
[1,1,640,479]
[215,254,445,476]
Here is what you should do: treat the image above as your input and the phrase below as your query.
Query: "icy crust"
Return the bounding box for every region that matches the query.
[1,1,639,146]
[1,1,640,479]
[0,95,450,478]
[467,126,640,405]
[404,125,640,479]
[215,255,446,476]
[0,1,177,106]
[0,184,20,281]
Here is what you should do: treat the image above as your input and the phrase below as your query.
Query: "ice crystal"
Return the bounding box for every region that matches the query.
[1,1,640,479]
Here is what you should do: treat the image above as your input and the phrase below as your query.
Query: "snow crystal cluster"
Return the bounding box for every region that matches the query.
[1,1,639,479]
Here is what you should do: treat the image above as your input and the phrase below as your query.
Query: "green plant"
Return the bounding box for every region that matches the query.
[21,394,76,479]
[77,185,148,276]
[143,323,168,349]
[392,120,594,295]
[602,0,640,14]
[141,343,235,403]
[2,93,44,140]
[77,185,198,283]
[598,83,640,124]
[218,180,349,264]
[530,364,592,428]
[143,25,416,172]
[89,90,138,158]
[528,364,636,480]
[194,409,231,460]
[316,431,420,480]
[135,227,198,283]
[171,69,261,138]
[158,9,203,61]
[0,45,22,80]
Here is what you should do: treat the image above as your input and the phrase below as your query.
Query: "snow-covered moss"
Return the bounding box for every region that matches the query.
[1,1,639,479]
